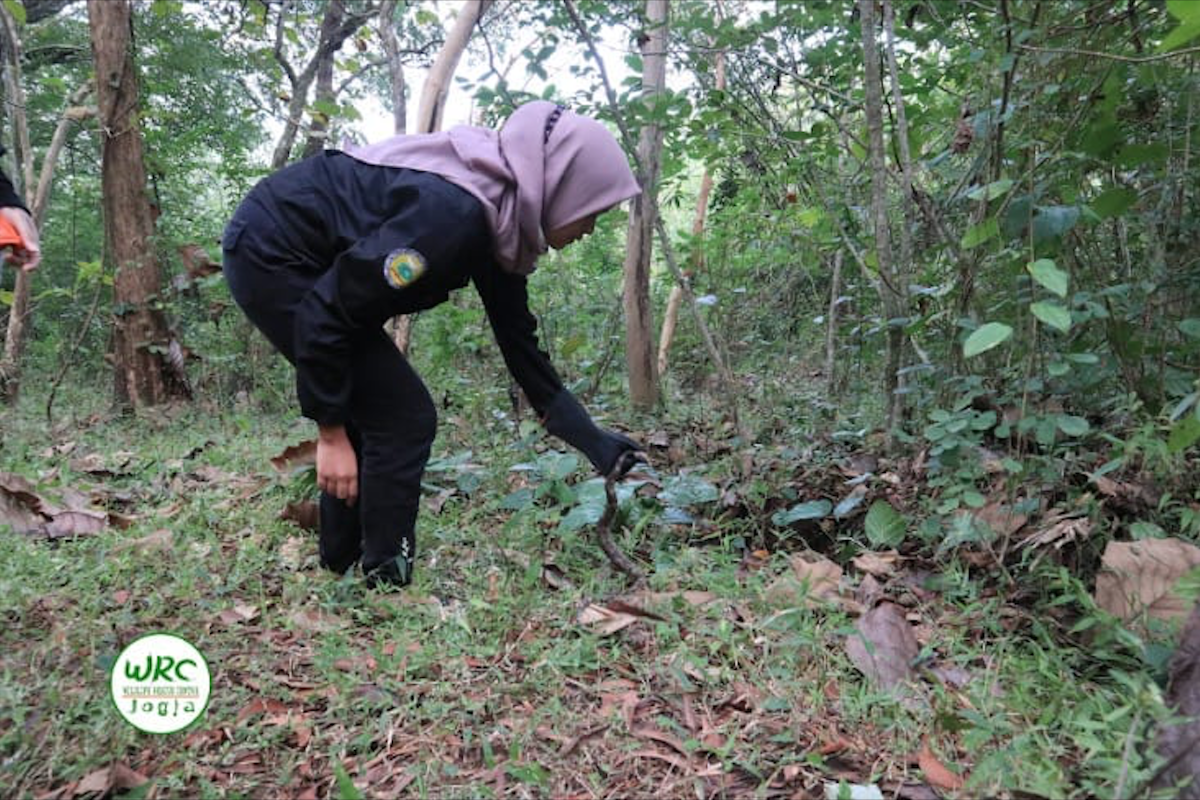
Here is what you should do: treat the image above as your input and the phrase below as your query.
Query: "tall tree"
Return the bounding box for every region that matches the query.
[623,0,668,410]
[88,0,187,407]
[858,0,905,442]
[657,25,723,378]
[269,0,375,169]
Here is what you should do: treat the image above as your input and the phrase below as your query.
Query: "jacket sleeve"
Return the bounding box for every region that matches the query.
[473,265,565,415]
[0,160,29,211]
[293,187,474,425]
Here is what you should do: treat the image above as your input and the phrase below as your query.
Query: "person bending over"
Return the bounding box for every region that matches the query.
[222,101,643,588]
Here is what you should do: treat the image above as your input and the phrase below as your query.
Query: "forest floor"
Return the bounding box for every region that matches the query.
[0,391,1188,799]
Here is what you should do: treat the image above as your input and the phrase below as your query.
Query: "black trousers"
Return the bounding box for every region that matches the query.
[221,200,436,575]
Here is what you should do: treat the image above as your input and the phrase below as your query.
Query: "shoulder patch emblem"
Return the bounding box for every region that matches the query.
[383,248,427,289]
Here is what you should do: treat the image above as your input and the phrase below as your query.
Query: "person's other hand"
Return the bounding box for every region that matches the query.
[595,429,646,480]
[0,207,40,272]
[317,424,358,505]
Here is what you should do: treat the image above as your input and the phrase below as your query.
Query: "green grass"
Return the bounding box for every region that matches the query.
[0,385,1184,798]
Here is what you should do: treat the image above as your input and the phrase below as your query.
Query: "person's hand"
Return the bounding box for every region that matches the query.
[0,207,40,272]
[595,429,646,479]
[317,424,358,505]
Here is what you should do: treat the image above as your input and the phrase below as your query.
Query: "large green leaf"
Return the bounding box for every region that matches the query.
[1026,259,1069,298]
[1031,206,1080,244]
[966,179,1014,202]
[659,474,719,507]
[1168,416,1200,454]
[864,501,906,547]
[963,323,1013,358]
[1178,319,1200,339]
[1030,301,1072,333]
[1160,0,1200,51]
[960,218,999,249]
[1056,414,1091,437]
[1091,187,1137,218]
[771,500,832,526]
[2,0,26,25]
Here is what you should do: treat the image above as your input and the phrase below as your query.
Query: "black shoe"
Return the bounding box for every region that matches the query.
[318,536,362,574]
[364,555,412,589]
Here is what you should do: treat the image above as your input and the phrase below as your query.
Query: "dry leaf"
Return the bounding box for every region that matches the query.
[856,573,884,609]
[577,603,641,635]
[621,590,718,608]
[917,740,965,790]
[270,440,316,472]
[425,488,455,514]
[970,502,1028,537]
[280,501,318,532]
[73,762,147,797]
[114,528,173,553]
[853,550,900,577]
[845,602,919,692]
[1020,512,1091,550]
[0,490,46,534]
[765,552,843,607]
[279,536,307,569]
[44,510,108,539]
[1094,538,1200,624]
[288,609,346,633]
[218,604,259,626]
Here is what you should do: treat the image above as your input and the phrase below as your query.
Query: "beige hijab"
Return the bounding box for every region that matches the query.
[343,101,641,275]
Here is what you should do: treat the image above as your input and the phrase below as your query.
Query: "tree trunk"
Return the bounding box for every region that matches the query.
[825,249,844,397]
[269,0,369,170]
[392,0,491,355]
[859,0,905,443]
[0,6,91,402]
[623,0,668,410]
[88,0,188,408]
[882,0,914,432]
[657,39,722,379]
[413,0,490,134]
[300,0,345,159]
[0,2,33,401]
[379,0,406,136]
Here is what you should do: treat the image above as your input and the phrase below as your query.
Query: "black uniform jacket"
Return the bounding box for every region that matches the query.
[224,151,564,426]
[0,148,29,210]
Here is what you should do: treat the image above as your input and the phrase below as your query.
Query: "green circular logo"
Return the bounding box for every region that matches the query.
[110,633,211,734]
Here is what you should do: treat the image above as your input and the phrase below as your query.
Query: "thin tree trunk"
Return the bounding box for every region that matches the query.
[882,0,914,432]
[379,0,406,136]
[657,41,722,378]
[413,0,490,134]
[825,249,843,397]
[393,0,491,354]
[88,0,187,408]
[0,3,33,401]
[300,0,345,159]
[270,0,370,170]
[859,0,904,444]
[623,0,668,410]
[0,7,91,401]
[563,0,746,439]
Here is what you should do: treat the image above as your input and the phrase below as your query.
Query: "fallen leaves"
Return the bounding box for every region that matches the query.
[280,500,318,532]
[765,552,844,607]
[1094,538,1200,625]
[0,470,116,539]
[844,602,919,693]
[917,739,965,791]
[270,440,317,472]
[73,762,148,797]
